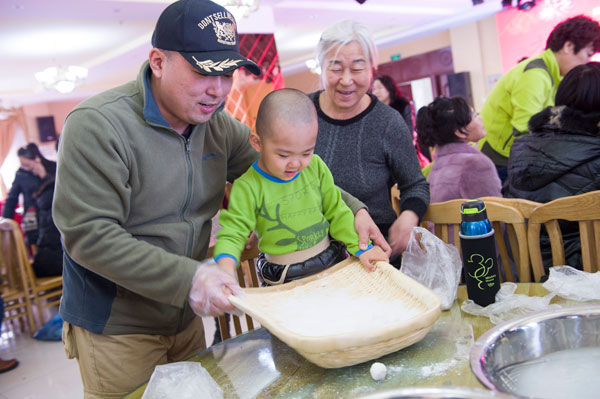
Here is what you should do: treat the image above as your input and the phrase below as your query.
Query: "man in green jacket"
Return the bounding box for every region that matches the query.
[53,1,388,397]
[479,15,600,182]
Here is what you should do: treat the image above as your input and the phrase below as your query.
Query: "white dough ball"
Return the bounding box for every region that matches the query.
[370,362,387,381]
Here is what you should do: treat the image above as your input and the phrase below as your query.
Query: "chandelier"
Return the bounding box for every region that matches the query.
[213,0,259,18]
[34,65,88,94]
[0,106,18,121]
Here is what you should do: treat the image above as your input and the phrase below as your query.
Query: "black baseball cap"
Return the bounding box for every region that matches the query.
[151,0,261,76]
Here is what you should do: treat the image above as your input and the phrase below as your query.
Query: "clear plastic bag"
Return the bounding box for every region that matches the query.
[461,282,559,324]
[401,227,462,310]
[542,265,600,301]
[142,361,223,399]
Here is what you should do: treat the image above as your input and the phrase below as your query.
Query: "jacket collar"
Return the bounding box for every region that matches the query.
[529,105,600,137]
[137,61,171,128]
[435,141,480,156]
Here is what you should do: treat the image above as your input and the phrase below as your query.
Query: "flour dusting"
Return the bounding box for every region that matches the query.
[246,278,424,336]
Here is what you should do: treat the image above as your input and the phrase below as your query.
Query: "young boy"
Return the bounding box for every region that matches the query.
[214,88,388,285]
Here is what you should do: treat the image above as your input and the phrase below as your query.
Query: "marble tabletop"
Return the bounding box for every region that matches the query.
[126,283,580,399]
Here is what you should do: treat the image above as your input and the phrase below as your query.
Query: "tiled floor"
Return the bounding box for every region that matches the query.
[0,314,220,399]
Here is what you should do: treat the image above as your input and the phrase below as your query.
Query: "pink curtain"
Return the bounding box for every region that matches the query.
[0,108,28,198]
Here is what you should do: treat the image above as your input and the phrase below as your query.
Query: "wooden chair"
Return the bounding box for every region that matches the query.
[527,191,600,275]
[217,245,261,341]
[420,199,532,282]
[0,218,63,329]
[391,184,401,217]
[206,243,261,341]
[479,196,542,281]
[0,218,36,333]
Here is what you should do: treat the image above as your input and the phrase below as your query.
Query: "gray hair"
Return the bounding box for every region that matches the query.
[316,20,378,86]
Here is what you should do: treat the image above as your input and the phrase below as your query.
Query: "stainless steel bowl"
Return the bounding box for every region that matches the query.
[356,387,516,399]
[471,305,600,399]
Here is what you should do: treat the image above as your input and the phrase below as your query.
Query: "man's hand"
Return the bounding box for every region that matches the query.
[357,245,389,271]
[354,208,392,256]
[388,210,419,256]
[188,259,242,317]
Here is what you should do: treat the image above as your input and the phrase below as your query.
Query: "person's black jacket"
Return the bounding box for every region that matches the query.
[504,105,600,273]
[2,168,41,244]
[390,98,413,133]
[31,161,63,277]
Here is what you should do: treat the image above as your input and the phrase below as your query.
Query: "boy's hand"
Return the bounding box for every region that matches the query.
[217,257,237,279]
[357,245,389,272]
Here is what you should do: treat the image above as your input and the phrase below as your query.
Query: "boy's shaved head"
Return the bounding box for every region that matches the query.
[256,88,317,138]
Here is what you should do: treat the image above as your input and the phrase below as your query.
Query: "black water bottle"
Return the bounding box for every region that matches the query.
[459,200,500,306]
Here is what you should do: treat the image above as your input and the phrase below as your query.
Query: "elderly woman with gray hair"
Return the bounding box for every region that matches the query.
[309,20,430,267]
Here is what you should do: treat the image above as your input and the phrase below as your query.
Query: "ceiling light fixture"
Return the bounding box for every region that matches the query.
[305,58,320,75]
[213,0,259,19]
[517,0,536,11]
[0,106,17,121]
[34,65,88,94]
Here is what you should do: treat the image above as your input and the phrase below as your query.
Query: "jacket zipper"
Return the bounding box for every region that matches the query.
[179,135,195,333]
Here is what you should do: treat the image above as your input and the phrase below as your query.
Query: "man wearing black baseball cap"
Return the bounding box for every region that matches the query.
[54,0,383,396]
[54,0,263,397]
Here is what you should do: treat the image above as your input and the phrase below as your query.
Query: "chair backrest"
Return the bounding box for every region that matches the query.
[0,217,36,332]
[391,184,401,217]
[527,190,600,274]
[421,199,533,282]
[478,196,540,219]
[0,218,32,292]
[223,245,261,339]
[208,244,261,341]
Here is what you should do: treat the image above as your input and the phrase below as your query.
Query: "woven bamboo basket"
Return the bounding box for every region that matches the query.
[229,257,442,368]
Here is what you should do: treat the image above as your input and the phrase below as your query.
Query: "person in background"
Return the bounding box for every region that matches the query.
[215,89,388,285]
[479,15,600,182]
[52,1,385,396]
[504,62,600,273]
[416,96,501,203]
[2,143,42,247]
[26,144,62,277]
[310,20,430,268]
[0,296,19,373]
[372,75,412,132]
[372,74,432,165]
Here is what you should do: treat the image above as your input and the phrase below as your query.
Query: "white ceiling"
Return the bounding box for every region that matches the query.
[0,0,505,106]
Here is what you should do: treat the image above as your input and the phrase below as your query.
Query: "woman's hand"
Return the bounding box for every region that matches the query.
[354,208,392,256]
[388,210,419,256]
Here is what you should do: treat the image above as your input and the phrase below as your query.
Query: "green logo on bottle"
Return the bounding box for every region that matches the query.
[467,253,496,290]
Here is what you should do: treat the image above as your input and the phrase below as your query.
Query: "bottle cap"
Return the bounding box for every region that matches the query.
[461,200,488,222]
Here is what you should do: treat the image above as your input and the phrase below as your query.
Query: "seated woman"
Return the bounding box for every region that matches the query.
[27,144,63,277]
[415,96,501,203]
[504,62,600,272]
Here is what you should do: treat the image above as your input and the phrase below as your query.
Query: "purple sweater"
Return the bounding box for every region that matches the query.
[429,142,501,203]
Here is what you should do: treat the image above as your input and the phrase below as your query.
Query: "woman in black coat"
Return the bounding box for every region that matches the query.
[27,146,63,277]
[2,144,43,246]
[505,62,600,273]
[372,75,432,162]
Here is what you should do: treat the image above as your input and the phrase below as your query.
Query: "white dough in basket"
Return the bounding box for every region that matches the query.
[257,280,423,336]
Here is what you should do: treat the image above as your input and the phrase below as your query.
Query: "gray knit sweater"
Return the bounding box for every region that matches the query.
[309,92,430,236]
